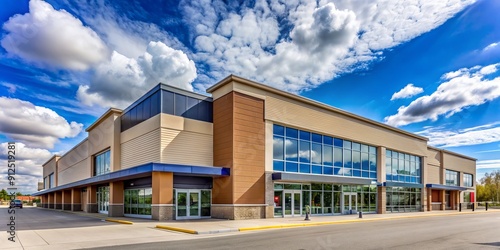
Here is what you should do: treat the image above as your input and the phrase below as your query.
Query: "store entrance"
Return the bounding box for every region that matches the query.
[176,189,200,219]
[342,192,357,214]
[284,191,301,217]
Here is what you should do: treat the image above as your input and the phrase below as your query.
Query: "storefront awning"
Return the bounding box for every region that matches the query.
[425,184,468,191]
[33,163,230,196]
[272,172,374,185]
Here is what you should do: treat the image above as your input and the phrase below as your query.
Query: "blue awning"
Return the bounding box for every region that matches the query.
[272,172,375,185]
[33,163,230,196]
[426,184,468,191]
[383,182,424,189]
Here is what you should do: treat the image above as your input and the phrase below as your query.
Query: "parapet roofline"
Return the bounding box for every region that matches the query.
[207,74,429,142]
[41,155,60,167]
[427,145,477,161]
[85,108,122,132]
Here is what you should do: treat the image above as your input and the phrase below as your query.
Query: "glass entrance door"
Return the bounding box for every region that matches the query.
[341,192,357,214]
[284,191,301,216]
[176,189,201,219]
[97,186,109,214]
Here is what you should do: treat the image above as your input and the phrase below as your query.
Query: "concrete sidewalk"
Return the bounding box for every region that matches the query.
[155,209,499,234]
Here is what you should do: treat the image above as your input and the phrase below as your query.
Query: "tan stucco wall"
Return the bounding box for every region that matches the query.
[120,113,213,169]
[442,152,476,176]
[42,156,59,186]
[88,113,121,173]
[160,113,213,166]
[57,140,90,186]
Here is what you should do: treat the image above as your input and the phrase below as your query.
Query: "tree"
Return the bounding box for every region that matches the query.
[477,170,500,202]
[0,189,8,201]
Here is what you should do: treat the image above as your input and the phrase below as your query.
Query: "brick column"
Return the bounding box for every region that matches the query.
[87,186,97,213]
[109,181,124,217]
[62,190,71,210]
[427,188,432,211]
[152,172,174,220]
[377,147,386,214]
[55,191,62,209]
[440,190,446,210]
[48,193,54,209]
[377,186,386,214]
[71,188,82,211]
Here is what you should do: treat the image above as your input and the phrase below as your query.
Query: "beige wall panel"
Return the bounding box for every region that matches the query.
[57,140,89,172]
[57,159,90,185]
[43,157,58,178]
[427,165,441,184]
[121,128,161,169]
[121,114,161,143]
[161,128,213,166]
[265,96,428,156]
[88,114,115,156]
[426,148,441,167]
[442,152,476,175]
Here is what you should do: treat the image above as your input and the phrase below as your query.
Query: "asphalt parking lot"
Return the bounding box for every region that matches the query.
[0,206,203,250]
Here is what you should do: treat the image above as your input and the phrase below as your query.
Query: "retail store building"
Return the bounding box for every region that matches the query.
[34,75,476,220]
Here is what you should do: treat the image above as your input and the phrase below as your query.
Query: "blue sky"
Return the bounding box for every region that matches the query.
[0,0,499,194]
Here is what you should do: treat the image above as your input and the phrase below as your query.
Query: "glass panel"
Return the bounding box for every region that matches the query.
[273,124,285,136]
[286,127,298,138]
[285,139,298,161]
[299,141,311,163]
[185,97,199,119]
[324,136,333,145]
[200,190,210,216]
[312,133,322,143]
[302,191,310,214]
[273,161,284,171]
[343,149,352,176]
[343,140,352,149]
[284,193,292,215]
[286,162,298,172]
[352,143,361,151]
[299,130,310,140]
[311,143,322,164]
[353,151,361,170]
[284,184,301,190]
[300,164,310,173]
[189,192,199,217]
[174,94,186,116]
[334,138,343,147]
[311,191,322,214]
[274,191,283,216]
[162,90,174,114]
[177,192,187,217]
[323,192,333,214]
[274,136,285,160]
[334,192,341,213]
[334,147,343,167]
[323,145,333,165]
[294,193,301,215]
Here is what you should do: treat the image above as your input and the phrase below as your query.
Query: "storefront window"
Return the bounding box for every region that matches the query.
[124,188,152,217]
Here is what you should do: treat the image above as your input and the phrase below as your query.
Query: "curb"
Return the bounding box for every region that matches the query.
[156,225,198,234]
[156,210,499,234]
[105,218,133,225]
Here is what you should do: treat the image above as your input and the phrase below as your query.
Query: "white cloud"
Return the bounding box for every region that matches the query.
[0,142,54,194]
[416,122,500,148]
[1,82,18,94]
[391,83,424,101]
[385,63,500,127]
[0,97,83,149]
[477,159,500,170]
[483,42,498,52]
[182,0,475,92]
[0,0,109,70]
[78,41,197,109]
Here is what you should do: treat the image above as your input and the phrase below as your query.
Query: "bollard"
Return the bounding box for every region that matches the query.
[486,202,488,211]
[304,205,310,221]
[472,203,475,212]
[459,203,461,212]
[359,211,363,219]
